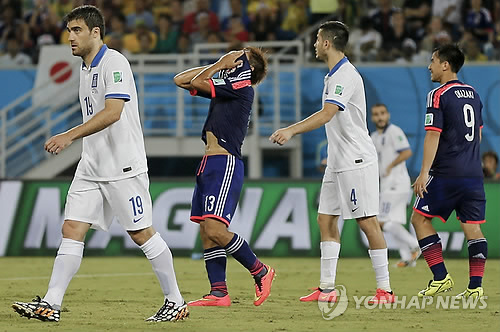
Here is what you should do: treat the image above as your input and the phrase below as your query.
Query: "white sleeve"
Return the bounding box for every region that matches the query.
[391,126,411,152]
[324,74,354,111]
[103,55,132,101]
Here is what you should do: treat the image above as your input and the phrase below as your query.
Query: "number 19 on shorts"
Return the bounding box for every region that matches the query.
[129,195,144,223]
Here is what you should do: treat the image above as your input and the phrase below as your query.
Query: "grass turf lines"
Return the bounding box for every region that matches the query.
[1,257,499,332]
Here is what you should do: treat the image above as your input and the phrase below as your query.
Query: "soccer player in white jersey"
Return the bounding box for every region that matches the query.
[12,5,188,323]
[370,103,420,267]
[270,21,395,304]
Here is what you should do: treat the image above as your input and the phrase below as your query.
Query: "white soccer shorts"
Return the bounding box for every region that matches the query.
[378,190,412,224]
[318,163,379,219]
[64,172,153,231]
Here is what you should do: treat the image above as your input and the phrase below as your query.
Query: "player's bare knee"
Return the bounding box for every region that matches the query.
[62,220,89,242]
[128,226,155,246]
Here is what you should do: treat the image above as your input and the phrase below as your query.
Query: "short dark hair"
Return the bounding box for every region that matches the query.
[433,44,465,73]
[318,21,349,52]
[483,151,499,164]
[245,46,268,85]
[64,5,105,40]
[372,103,388,109]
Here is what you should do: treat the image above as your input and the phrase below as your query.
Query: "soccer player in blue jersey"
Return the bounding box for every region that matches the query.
[412,44,487,299]
[174,47,275,307]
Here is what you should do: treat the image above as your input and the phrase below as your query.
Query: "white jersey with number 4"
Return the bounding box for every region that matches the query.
[371,124,411,192]
[323,57,377,172]
[76,45,147,181]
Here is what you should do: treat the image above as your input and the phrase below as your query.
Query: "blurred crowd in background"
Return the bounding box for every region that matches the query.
[0,0,499,66]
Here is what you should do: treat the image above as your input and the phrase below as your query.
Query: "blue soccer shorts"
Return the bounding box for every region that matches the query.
[413,175,486,224]
[190,154,244,226]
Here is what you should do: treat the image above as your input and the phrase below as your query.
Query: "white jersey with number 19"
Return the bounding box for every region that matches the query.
[323,57,377,172]
[76,45,147,181]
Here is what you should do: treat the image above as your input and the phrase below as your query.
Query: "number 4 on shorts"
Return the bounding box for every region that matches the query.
[350,188,357,205]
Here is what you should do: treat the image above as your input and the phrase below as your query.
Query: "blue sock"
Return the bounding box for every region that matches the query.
[224,234,266,277]
[419,234,448,281]
[467,238,487,289]
[204,247,227,296]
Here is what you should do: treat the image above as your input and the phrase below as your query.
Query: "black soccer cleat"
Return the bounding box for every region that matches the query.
[12,296,60,322]
[146,299,189,322]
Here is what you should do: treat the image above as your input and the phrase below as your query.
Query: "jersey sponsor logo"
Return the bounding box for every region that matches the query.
[425,114,433,126]
[421,205,429,212]
[231,79,251,90]
[113,71,123,83]
[212,78,226,86]
[334,84,344,96]
[91,73,98,88]
[351,207,359,213]
[226,213,231,220]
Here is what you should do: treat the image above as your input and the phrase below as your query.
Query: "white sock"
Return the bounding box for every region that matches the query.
[383,222,419,251]
[319,241,340,290]
[368,248,391,292]
[43,238,84,308]
[140,232,183,305]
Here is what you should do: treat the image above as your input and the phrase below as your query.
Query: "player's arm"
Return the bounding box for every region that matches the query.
[385,148,412,176]
[173,65,210,91]
[413,130,440,198]
[44,98,124,154]
[269,103,339,145]
[191,50,244,94]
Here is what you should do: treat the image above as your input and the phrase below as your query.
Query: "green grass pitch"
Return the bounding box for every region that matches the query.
[1,257,499,332]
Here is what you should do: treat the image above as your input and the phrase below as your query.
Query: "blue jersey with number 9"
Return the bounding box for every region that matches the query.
[424,80,483,177]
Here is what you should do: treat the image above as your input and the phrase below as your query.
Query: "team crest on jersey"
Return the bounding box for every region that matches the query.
[113,71,123,83]
[425,113,434,125]
[91,73,98,88]
[334,84,344,96]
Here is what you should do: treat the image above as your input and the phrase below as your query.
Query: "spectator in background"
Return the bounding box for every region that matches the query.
[482,151,500,180]
[103,12,126,45]
[152,0,172,21]
[154,14,179,54]
[249,2,279,41]
[309,0,335,24]
[370,0,400,44]
[420,16,453,54]
[247,0,279,18]
[349,15,382,62]
[126,1,154,30]
[177,33,192,53]
[403,0,432,41]
[169,0,185,32]
[138,30,154,54]
[279,0,310,40]
[334,0,359,29]
[381,10,413,61]
[183,0,219,35]
[464,0,494,44]
[432,0,463,39]
[394,37,420,64]
[190,11,214,45]
[123,22,157,54]
[0,5,30,52]
[106,32,131,58]
[224,14,249,43]
[463,34,489,61]
[0,33,32,65]
[220,0,250,31]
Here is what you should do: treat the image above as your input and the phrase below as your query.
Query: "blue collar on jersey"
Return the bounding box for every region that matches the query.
[82,44,108,69]
[327,56,349,77]
[219,52,252,79]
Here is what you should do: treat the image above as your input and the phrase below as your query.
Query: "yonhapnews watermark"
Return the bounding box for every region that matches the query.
[318,285,488,320]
